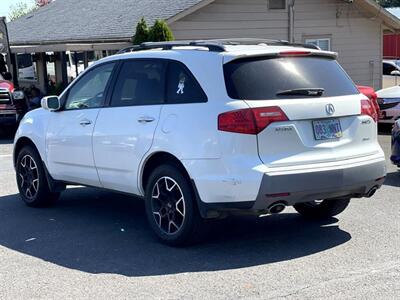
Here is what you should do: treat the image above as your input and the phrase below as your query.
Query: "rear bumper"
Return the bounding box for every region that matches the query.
[252,158,386,210]
[193,156,386,218]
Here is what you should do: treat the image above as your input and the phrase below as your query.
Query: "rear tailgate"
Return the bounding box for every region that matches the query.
[223,54,379,168]
[247,95,378,168]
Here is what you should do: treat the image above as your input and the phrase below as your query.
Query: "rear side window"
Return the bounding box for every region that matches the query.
[224,56,358,100]
[166,61,207,104]
[111,60,166,107]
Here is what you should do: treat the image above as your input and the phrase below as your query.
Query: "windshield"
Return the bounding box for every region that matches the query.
[224,56,358,100]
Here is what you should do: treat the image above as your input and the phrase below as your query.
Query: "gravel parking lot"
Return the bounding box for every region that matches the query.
[0,128,399,299]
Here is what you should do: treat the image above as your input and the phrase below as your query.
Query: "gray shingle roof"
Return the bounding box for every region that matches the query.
[8,0,205,45]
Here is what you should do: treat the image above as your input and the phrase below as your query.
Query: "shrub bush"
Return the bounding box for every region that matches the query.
[132,17,150,45]
[148,19,174,42]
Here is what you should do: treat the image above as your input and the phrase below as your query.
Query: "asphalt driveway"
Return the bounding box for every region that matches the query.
[0,127,399,299]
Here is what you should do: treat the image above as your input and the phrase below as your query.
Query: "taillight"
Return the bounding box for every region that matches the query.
[218,106,288,134]
[361,99,378,122]
[369,92,377,102]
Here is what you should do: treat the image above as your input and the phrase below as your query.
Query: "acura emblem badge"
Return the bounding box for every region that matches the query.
[326,104,335,115]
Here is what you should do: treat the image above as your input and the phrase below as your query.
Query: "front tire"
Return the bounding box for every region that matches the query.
[16,146,60,207]
[144,164,203,246]
[294,198,350,220]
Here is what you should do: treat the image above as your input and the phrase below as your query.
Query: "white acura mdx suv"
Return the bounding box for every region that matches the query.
[13,39,386,245]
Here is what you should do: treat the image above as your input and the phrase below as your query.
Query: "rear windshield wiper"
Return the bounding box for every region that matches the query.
[276,88,325,97]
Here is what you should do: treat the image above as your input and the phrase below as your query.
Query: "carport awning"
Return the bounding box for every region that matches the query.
[10,41,132,54]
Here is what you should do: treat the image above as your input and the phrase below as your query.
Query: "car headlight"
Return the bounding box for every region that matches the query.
[12,90,25,100]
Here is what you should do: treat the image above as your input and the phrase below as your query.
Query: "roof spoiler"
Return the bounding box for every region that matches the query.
[224,49,338,64]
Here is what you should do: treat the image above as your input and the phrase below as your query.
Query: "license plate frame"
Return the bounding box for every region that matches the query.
[312,119,343,141]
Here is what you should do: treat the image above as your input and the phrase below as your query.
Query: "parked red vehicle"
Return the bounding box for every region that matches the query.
[357,85,380,121]
[0,73,26,127]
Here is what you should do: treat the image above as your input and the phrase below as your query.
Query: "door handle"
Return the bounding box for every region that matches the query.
[138,116,155,123]
[79,119,92,126]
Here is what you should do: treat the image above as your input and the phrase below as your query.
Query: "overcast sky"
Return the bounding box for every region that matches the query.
[0,0,34,19]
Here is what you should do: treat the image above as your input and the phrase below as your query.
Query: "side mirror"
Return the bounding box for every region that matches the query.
[391,70,400,76]
[41,96,61,111]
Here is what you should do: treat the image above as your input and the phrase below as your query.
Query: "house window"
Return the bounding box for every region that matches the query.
[305,38,331,51]
[268,0,286,9]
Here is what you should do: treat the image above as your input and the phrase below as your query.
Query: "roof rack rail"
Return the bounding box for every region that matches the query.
[117,40,226,54]
[116,38,320,54]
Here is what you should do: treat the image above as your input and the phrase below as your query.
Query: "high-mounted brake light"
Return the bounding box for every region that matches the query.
[218,106,289,135]
[361,99,378,122]
[279,51,311,57]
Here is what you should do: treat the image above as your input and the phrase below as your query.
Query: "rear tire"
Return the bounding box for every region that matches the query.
[144,164,203,246]
[294,198,350,220]
[16,146,60,207]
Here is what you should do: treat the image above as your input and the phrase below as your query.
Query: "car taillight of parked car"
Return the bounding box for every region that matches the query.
[361,99,378,122]
[356,85,380,120]
[218,106,289,134]
[369,92,381,117]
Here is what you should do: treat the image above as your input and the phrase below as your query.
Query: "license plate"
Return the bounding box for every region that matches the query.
[313,119,342,140]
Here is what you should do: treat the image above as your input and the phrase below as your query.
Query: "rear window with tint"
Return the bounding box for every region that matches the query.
[224,56,358,100]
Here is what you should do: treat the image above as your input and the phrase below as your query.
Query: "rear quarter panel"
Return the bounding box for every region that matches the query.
[141,53,263,201]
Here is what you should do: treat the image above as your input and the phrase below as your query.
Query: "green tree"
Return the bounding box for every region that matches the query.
[376,0,400,7]
[148,19,174,42]
[132,17,150,45]
[8,2,36,21]
[8,0,52,21]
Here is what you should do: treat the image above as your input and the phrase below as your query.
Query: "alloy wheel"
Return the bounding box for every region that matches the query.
[18,155,39,200]
[151,176,186,235]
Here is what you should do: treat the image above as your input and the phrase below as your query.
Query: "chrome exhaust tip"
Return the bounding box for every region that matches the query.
[268,202,286,214]
[366,186,378,198]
